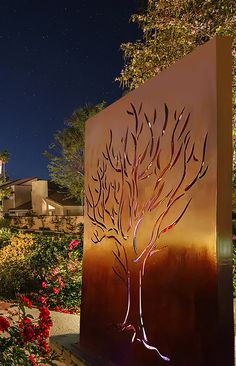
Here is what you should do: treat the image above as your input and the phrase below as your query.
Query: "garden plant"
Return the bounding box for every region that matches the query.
[0,226,83,313]
[0,296,58,365]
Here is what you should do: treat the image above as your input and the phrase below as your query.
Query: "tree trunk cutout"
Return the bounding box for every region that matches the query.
[86,103,208,362]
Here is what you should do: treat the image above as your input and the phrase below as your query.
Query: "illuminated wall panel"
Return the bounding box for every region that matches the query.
[80,37,233,366]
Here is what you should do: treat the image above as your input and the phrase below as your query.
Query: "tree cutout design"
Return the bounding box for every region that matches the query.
[86,103,208,362]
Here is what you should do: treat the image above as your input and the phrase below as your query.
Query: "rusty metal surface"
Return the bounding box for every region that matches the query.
[80,37,233,366]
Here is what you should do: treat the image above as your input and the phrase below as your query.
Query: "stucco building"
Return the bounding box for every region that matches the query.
[0,178,83,216]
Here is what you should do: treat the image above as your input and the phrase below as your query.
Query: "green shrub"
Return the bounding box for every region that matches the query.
[33,240,83,313]
[0,228,13,249]
[0,233,36,297]
[0,216,10,229]
[30,231,83,274]
[0,225,84,312]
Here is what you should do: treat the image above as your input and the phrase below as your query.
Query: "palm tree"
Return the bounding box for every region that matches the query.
[0,150,10,182]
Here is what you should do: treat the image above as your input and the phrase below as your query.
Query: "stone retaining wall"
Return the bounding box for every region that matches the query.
[9,215,84,233]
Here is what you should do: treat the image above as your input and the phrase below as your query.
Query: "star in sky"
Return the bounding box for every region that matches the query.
[0,0,141,179]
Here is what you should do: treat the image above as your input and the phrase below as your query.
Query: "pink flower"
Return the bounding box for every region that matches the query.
[0,316,10,332]
[28,355,37,366]
[53,287,60,295]
[19,295,32,308]
[41,339,50,354]
[232,235,236,241]
[61,308,71,314]
[38,296,47,305]
[23,318,32,325]
[68,239,79,250]
[51,268,59,276]
[53,306,73,314]
[58,280,65,288]
[41,281,47,288]
[67,262,76,272]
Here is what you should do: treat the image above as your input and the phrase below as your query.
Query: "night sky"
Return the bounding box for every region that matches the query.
[0,0,141,180]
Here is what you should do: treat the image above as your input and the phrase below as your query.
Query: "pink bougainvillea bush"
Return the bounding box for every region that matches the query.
[0,224,84,313]
[30,238,82,314]
[0,296,58,366]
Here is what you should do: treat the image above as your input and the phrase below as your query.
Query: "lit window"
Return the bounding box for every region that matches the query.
[48,204,55,210]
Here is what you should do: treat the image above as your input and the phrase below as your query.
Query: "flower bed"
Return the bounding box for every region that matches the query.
[0,225,83,313]
[31,239,82,313]
[0,296,58,365]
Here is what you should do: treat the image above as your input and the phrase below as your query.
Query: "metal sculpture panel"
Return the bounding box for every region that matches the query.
[80,37,233,366]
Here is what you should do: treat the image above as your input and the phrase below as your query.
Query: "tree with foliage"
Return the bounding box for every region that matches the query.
[117,0,236,204]
[118,0,235,97]
[0,150,10,182]
[0,151,11,211]
[45,102,105,202]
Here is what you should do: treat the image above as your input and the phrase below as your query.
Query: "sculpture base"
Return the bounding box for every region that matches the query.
[50,334,116,366]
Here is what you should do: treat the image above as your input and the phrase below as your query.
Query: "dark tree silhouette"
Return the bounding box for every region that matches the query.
[86,103,208,362]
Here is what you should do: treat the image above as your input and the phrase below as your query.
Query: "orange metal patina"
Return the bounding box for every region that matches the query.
[80,37,233,366]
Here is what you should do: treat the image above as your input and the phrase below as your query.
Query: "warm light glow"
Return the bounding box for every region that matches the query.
[48,204,55,210]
